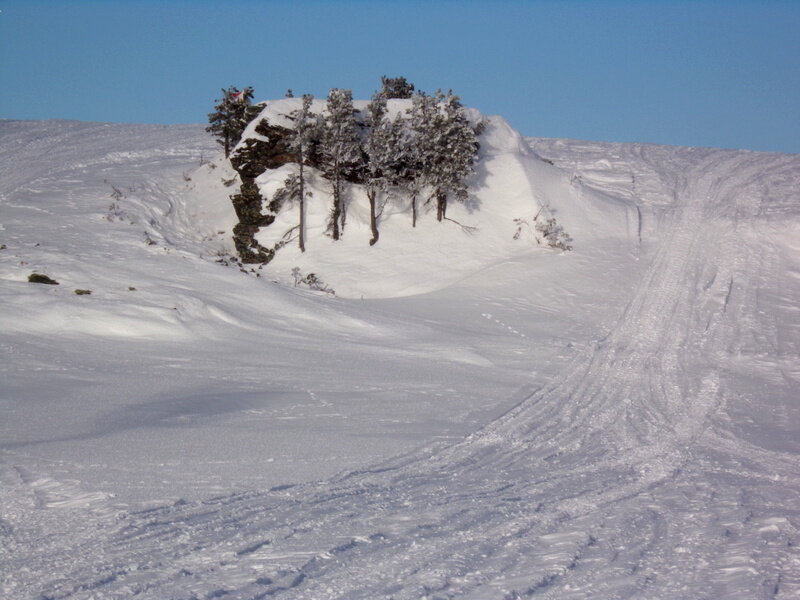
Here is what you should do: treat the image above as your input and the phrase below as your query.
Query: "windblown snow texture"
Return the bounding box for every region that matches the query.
[1,119,799,599]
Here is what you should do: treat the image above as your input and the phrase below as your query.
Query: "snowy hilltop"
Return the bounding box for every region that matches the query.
[202,87,638,297]
[1,114,799,599]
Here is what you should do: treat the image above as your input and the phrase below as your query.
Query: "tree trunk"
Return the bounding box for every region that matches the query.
[411,191,417,228]
[340,190,347,234]
[436,190,446,222]
[331,171,341,241]
[368,188,379,246]
[298,158,305,253]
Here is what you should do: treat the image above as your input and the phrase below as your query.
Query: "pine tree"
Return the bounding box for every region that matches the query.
[289,94,318,252]
[407,91,441,223]
[365,93,407,245]
[206,86,259,158]
[380,76,415,99]
[399,109,423,228]
[321,88,362,240]
[434,92,479,221]
[408,91,478,222]
[365,93,387,245]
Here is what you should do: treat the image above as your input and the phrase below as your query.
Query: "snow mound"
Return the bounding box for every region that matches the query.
[234,99,639,298]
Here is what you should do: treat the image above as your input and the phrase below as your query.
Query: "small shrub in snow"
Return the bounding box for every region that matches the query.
[109,184,124,202]
[535,217,573,251]
[291,267,302,287]
[104,184,125,222]
[28,273,59,285]
[74,289,92,295]
[291,267,335,296]
[514,210,574,251]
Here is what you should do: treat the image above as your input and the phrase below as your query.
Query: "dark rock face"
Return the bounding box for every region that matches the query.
[230,121,298,178]
[229,176,275,264]
[230,179,271,226]
[228,119,296,264]
[232,222,275,264]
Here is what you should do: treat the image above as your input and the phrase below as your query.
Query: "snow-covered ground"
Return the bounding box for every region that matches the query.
[1,118,798,599]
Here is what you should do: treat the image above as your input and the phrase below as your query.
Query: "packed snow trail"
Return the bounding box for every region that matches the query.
[4,135,797,599]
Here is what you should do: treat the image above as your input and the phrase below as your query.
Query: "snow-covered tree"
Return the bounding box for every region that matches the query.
[432,92,479,221]
[408,91,478,222]
[206,86,259,157]
[289,94,319,252]
[365,93,409,245]
[365,93,387,245]
[407,91,440,225]
[321,88,362,240]
[380,76,415,99]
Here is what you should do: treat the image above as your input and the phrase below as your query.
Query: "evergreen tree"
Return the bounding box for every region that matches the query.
[289,94,318,252]
[364,93,395,244]
[433,92,479,221]
[206,86,259,158]
[380,76,415,99]
[321,88,362,240]
[407,91,441,223]
[365,93,387,245]
[408,91,478,222]
[365,97,411,242]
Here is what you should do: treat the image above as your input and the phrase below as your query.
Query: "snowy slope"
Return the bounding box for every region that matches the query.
[1,119,799,599]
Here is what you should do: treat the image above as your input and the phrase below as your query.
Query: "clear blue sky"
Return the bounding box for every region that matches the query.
[1,0,798,153]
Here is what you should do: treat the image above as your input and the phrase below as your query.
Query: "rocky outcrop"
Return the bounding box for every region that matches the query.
[228,120,297,263]
[229,178,275,263]
[230,121,297,178]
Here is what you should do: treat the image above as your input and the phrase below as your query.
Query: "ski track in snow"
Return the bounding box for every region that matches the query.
[2,124,799,599]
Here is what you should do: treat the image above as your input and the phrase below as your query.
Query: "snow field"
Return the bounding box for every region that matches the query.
[1,118,799,598]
